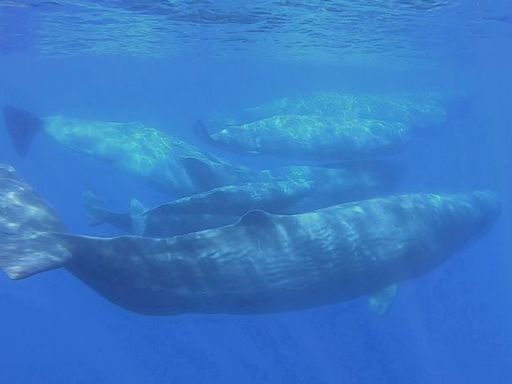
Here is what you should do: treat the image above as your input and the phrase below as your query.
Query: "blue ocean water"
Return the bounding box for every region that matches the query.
[0,1,511,383]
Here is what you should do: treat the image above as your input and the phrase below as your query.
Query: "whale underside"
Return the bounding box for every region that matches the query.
[0,164,499,316]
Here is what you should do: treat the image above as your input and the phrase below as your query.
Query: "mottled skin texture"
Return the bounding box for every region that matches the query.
[0,165,71,278]
[0,165,499,315]
[239,92,448,131]
[86,161,401,236]
[43,116,252,197]
[209,116,409,159]
[203,92,449,160]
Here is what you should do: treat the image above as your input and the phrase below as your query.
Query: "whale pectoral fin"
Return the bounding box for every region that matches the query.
[130,198,148,236]
[368,284,398,315]
[181,157,218,191]
[238,210,274,227]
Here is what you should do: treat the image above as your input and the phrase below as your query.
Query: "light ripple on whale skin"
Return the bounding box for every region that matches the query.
[0,164,500,316]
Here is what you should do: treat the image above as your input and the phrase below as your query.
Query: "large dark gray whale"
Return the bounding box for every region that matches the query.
[83,161,401,236]
[0,164,499,315]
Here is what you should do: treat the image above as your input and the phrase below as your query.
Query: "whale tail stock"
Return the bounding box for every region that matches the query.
[0,164,71,279]
[3,106,43,157]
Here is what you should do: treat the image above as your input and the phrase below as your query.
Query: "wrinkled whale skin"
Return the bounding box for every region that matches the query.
[63,192,499,315]
[0,164,499,316]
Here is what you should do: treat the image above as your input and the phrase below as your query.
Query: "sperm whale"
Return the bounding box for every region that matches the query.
[3,106,253,197]
[84,161,401,236]
[0,164,499,315]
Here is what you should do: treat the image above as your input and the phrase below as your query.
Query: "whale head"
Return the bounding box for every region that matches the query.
[399,190,500,278]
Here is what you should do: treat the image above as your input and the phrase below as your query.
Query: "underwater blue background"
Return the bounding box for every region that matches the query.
[0,2,511,383]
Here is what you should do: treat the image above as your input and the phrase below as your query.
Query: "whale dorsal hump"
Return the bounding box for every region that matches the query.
[238,209,274,228]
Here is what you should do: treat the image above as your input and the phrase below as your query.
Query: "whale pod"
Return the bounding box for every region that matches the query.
[0,164,499,315]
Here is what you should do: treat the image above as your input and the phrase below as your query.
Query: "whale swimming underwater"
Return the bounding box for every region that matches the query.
[228,92,451,130]
[3,106,253,197]
[198,116,410,160]
[84,161,401,236]
[198,92,453,160]
[0,164,499,315]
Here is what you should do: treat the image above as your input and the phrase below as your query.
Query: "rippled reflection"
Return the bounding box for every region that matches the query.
[0,1,510,63]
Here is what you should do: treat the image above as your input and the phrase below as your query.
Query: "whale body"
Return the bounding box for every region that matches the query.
[199,92,451,160]
[84,161,401,236]
[199,116,410,160]
[0,164,499,315]
[234,92,449,130]
[3,107,253,197]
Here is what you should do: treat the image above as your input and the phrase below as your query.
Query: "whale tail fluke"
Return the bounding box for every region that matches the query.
[3,106,43,157]
[0,232,72,279]
[0,163,71,279]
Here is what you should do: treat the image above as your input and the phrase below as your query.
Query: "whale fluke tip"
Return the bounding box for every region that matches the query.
[0,163,70,279]
[3,106,42,157]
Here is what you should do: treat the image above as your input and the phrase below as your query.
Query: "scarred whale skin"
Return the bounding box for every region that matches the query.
[0,164,499,316]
